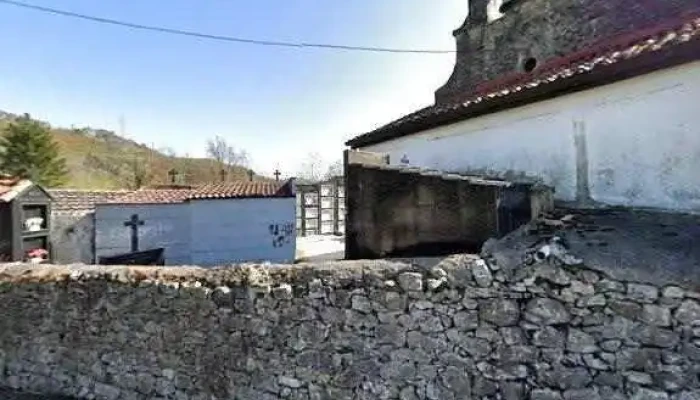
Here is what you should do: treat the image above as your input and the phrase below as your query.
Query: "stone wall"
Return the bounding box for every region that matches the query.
[0,257,699,400]
[435,0,700,103]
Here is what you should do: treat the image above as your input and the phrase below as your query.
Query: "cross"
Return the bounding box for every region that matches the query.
[168,168,178,184]
[219,168,227,182]
[124,214,145,253]
[274,169,281,182]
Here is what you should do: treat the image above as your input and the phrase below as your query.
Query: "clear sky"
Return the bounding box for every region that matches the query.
[0,0,468,178]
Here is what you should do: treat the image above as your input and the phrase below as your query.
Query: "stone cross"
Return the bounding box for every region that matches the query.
[168,169,178,184]
[274,169,281,182]
[124,214,145,253]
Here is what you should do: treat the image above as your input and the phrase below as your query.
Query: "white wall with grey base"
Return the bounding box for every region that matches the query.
[361,61,700,213]
[95,198,296,266]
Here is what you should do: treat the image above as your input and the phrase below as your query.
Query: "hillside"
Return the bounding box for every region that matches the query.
[0,111,263,189]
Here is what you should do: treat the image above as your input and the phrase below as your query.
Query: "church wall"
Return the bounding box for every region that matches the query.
[189,197,296,266]
[436,0,699,103]
[361,61,700,212]
[94,203,192,265]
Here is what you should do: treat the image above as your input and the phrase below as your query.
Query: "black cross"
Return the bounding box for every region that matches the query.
[219,168,227,182]
[274,169,281,182]
[124,214,145,253]
[168,168,178,184]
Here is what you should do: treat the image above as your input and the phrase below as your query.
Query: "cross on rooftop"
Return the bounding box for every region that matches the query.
[168,169,178,184]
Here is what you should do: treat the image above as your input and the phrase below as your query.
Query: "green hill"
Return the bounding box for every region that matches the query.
[0,111,264,189]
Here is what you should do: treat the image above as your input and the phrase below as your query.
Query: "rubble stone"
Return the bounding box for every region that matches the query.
[525,298,571,325]
[398,273,423,292]
[628,284,660,304]
[567,329,598,353]
[675,301,700,325]
[642,305,672,327]
[479,300,520,327]
[0,259,695,400]
[471,259,493,288]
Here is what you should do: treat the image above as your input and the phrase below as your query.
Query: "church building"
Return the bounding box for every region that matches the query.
[346,0,700,213]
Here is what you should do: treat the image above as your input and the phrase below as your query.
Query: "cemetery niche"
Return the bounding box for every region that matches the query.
[0,177,54,263]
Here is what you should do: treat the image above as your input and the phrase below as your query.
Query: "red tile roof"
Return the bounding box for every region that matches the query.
[0,176,21,197]
[0,176,33,203]
[189,182,295,200]
[49,189,135,211]
[100,180,295,205]
[347,12,700,148]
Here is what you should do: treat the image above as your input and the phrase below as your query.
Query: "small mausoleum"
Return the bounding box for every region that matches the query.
[94,180,297,266]
[0,176,53,263]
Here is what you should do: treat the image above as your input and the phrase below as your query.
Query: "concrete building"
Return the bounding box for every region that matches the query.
[49,189,132,264]
[346,2,700,213]
[94,181,296,266]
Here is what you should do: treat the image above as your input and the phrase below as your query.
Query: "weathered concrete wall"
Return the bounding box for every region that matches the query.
[95,204,192,265]
[51,211,95,264]
[362,62,700,212]
[345,163,500,259]
[0,258,699,400]
[436,0,699,102]
[344,151,553,260]
[190,198,296,266]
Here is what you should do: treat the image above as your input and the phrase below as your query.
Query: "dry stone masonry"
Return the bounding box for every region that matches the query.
[0,256,699,400]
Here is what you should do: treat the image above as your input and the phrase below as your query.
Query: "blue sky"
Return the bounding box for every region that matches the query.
[0,0,468,178]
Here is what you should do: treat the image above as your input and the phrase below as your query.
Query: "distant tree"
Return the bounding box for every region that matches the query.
[297,152,325,182]
[123,152,153,190]
[205,135,249,181]
[324,159,344,180]
[0,114,68,187]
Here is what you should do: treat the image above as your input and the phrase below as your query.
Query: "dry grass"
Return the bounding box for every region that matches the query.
[0,118,265,189]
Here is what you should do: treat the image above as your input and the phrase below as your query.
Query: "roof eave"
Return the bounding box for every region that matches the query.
[347,36,700,149]
[0,180,34,203]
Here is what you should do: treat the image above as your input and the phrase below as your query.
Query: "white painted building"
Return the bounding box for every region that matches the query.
[346,14,700,213]
[94,181,296,266]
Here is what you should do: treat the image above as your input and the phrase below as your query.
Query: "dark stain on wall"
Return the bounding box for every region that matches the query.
[573,120,592,205]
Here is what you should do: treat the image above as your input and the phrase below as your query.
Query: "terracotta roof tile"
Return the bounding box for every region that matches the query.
[189,182,295,200]
[0,176,21,197]
[347,12,700,148]
[100,180,295,205]
[49,189,135,211]
[0,176,33,203]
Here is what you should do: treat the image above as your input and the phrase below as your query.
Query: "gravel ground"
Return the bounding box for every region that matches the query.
[0,388,77,399]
